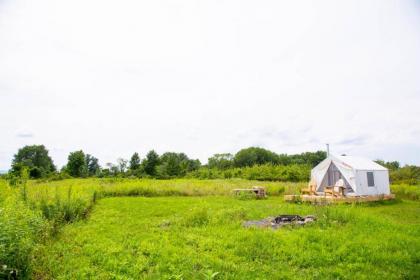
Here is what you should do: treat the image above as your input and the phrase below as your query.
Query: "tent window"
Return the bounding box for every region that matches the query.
[367,172,375,187]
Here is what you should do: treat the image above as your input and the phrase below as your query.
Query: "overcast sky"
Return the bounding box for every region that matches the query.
[1,0,419,170]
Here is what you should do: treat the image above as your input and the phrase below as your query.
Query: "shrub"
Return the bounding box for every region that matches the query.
[390,166,420,185]
[182,208,209,227]
[316,206,356,228]
[0,185,48,278]
[187,164,310,182]
[391,184,420,200]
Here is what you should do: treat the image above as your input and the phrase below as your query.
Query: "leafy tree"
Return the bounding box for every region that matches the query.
[375,160,400,171]
[390,165,420,184]
[110,165,120,176]
[102,162,120,176]
[129,153,141,171]
[177,153,201,173]
[157,152,201,178]
[117,158,128,174]
[233,147,279,167]
[387,161,400,170]
[186,159,201,172]
[277,153,292,165]
[159,152,180,177]
[85,154,100,176]
[143,150,160,176]
[11,145,55,178]
[207,153,233,170]
[99,168,110,177]
[289,151,327,167]
[66,150,87,177]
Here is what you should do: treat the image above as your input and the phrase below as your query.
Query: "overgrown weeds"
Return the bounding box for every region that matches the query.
[391,184,420,200]
[0,183,48,279]
[1,178,418,279]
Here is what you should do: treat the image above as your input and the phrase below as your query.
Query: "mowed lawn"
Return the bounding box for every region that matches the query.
[32,196,419,280]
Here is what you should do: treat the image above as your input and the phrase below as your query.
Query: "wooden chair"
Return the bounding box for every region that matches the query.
[324,186,334,196]
[301,181,317,195]
[335,186,345,197]
[324,186,345,197]
[333,179,346,197]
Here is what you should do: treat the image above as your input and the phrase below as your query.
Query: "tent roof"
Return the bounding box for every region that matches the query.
[332,155,388,171]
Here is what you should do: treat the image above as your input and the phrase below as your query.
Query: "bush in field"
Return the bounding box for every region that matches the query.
[182,207,209,227]
[391,184,420,200]
[0,184,48,278]
[390,165,420,185]
[243,164,310,181]
[188,164,310,182]
[231,148,326,168]
[186,168,224,179]
[241,164,310,182]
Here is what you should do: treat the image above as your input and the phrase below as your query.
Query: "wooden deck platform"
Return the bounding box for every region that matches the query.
[284,194,395,204]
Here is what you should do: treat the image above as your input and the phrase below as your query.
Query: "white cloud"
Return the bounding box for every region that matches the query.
[0,0,419,169]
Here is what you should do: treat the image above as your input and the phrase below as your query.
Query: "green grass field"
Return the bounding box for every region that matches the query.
[34,197,419,279]
[1,179,419,279]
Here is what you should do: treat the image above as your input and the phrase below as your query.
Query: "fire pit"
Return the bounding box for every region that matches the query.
[243,215,316,229]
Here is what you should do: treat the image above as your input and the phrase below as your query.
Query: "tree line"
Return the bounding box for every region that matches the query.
[8,146,201,180]
[7,145,324,180]
[5,145,420,183]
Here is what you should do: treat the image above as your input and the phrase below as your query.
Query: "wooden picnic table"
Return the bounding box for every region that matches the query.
[233,187,266,198]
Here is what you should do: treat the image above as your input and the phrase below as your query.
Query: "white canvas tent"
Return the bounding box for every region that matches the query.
[311,154,390,196]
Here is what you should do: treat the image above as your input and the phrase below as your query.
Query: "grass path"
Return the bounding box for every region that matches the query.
[32,196,420,279]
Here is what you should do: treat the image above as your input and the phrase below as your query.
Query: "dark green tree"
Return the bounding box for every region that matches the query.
[66,150,87,177]
[158,152,180,178]
[289,151,327,167]
[186,159,201,172]
[11,145,55,178]
[207,153,233,170]
[129,152,141,171]
[157,152,201,178]
[105,162,119,176]
[375,160,400,171]
[85,154,100,176]
[277,153,292,165]
[110,165,120,176]
[233,147,279,167]
[143,150,160,176]
[117,158,128,174]
[390,165,420,184]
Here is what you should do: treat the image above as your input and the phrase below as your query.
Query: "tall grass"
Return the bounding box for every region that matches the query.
[0,181,48,279]
[391,184,420,200]
[23,178,303,228]
[31,196,420,279]
[20,179,420,229]
[1,178,304,278]
[1,178,418,279]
